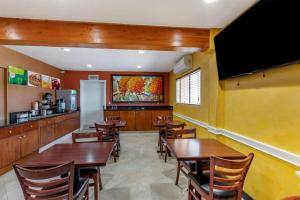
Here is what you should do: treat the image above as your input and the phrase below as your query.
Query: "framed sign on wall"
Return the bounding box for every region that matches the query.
[112,74,164,103]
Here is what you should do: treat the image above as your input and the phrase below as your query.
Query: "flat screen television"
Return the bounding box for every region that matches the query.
[214,0,300,80]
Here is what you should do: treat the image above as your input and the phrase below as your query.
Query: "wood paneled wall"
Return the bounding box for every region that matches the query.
[62,71,169,106]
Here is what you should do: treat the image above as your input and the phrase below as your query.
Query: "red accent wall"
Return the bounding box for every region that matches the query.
[62,71,170,106]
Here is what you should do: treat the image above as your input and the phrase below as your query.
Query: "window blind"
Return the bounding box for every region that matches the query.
[190,70,201,105]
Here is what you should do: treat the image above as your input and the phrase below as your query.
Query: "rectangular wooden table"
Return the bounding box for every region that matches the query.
[165,138,245,174]
[90,120,127,129]
[23,142,115,167]
[22,142,114,200]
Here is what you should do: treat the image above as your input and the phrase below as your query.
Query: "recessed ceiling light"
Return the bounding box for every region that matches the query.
[138,50,145,54]
[203,0,217,4]
[137,65,142,69]
[62,48,71,52]
[87,64,93,68]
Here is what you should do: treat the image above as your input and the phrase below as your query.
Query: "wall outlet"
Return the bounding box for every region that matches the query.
[296,171,300,178]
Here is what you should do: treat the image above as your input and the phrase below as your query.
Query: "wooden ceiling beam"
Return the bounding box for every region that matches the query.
[0,17,210,51]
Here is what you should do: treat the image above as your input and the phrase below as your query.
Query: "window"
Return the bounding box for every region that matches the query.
[176,69,201,105]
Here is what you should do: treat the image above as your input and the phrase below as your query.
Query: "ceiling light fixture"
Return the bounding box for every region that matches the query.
[62,48,71,52]
[137,65,142,69]
[87,64,93,68]
[138,50,145,54]
[203,0,217,4]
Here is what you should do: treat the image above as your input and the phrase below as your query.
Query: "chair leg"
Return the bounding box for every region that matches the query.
[113,145,117,162]
[98,168,103,190]
[85,185,89,200]
[160,137,163,156]
[92,173,99,200]
[175,161,181,185]
[188,179,192,200]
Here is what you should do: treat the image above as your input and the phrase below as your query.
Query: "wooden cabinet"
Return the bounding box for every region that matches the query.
[104,109,172,131]
[0,111,80,175]
[104,111,120,119]
[120,111,136,131]
[0,129,39,168]
[0,135,21,168]
[135,111,152,131]
[21,130,39,157]
[39,124,55,147]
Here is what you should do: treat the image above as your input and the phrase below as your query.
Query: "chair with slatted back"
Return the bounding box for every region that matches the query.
[72,132,104,200]
[13,161,89,200]
[95,123,119,160]
[188,153,254,200]
[155,115,172,151]
[162,121,185,158]
[105,116,121,149]
[172,128,209,185]
[106,116,121,121]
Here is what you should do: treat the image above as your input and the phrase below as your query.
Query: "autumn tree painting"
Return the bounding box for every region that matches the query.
[112,75,163,102]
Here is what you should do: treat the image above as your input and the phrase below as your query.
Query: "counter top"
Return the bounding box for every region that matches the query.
[0,111,79,128]
[104,106,173,111]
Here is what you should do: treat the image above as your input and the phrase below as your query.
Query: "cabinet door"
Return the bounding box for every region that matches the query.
[54,122,65,139]
[39,125,55,147]
[135,111,152,131]
[21,130,39,157]
[119,111,136,131]
[0,135,21,168]
[104,111,120,120]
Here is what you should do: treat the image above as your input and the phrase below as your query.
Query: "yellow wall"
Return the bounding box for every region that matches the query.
[169,29,300,199]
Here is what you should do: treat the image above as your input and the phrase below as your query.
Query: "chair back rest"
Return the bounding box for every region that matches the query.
[95,123,117,137]
[155,115,172,122]
[209,153,254,199]
[165,121,185,138]
[72,132,102,143]
[106,116,121,122]
[176,128,196,139]
[13,161,75,200]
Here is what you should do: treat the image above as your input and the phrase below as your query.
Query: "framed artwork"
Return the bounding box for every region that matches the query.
[41,75,52,89]
[28,71,42,87]
[112,74,164,103]
[8,66,28,85]
[51,77,61,90]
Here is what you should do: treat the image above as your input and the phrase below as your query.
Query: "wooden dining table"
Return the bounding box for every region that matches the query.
[22,142,115,199]
[90,120,127,129]
[165,138,245,175]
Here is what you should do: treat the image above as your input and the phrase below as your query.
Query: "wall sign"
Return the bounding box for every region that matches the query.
[8,66,28,86]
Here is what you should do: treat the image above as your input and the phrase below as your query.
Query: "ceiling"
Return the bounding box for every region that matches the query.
[0,0,257,28]
[6,45,193,72]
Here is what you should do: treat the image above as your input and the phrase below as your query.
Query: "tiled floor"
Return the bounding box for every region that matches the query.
[0,133,188,200]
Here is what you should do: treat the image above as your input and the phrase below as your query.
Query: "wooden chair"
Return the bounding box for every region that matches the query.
[155,115,172,151]
[106,116,121,121]
[13,161,89,200]
[72,132,104,200]
[95,123,120,159]
[188,153,254,200]
[105,116,121,148]
[162,121,185,157]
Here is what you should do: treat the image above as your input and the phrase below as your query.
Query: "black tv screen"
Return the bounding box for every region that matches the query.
[215,0,300,80]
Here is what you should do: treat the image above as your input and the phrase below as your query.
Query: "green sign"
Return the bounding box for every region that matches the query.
[8,66,28,86]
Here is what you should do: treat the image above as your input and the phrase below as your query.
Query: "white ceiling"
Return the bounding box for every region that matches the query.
[0,0,257,28]
[6,45,193,72]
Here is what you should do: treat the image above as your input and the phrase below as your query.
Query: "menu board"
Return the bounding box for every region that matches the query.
[41,75,52,89]
[28,71,42,87]
[8,66,28,85]
[51,77,61,90]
